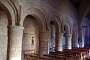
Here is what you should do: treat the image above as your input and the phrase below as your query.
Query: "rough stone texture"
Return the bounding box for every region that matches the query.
[0,11,8,60]
[23,16,39,54]
[39,31,51,55]
[66,34,72,49]
[57,32,64,51]
[0,0,89,60]
[9,26,24,60]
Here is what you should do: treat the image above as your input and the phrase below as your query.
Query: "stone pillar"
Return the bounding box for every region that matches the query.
[72,32,76,48]
[9,26,24,60]
[78,29,84,48]
[75,32,79,48]
[39,31,50,55]
[57,32,63,51]
[0,24,8,60]
[81,28,85,48]
[66,33,72,49]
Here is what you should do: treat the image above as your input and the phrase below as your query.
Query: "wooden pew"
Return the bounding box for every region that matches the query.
[24,48,90,60]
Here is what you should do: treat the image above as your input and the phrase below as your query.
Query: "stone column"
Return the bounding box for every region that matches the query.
[0,24,8,60]
[81,28,85,48]
[72,32,76,48]
[9,26,24,60]
[57,32,63,51]
[78,29,84,48]
[75,32,79,48]
[66,33,72,49]
[39,31,50,55]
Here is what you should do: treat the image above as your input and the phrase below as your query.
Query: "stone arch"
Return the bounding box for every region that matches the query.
[49,21,59,32]
[20,8,47,32]
[48,15,63,32]
[63,23,73,49]
[64,23,72,34]
[0,0,16,25]
[0,1,16,60]
[64,24,69,34]
[22,15,40,55]
[48,17,60,53]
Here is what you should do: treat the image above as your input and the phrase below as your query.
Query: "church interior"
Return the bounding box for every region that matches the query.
[0,0,90,60]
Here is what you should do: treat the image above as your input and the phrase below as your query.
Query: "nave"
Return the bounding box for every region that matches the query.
[0,0,90,60]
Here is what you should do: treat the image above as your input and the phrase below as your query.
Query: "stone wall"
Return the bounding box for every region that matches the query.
[0,0,89,60]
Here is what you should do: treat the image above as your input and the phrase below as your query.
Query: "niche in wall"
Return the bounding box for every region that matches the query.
[22,15,39,54]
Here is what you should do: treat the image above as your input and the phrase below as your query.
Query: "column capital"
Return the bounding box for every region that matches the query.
[65,33,72,37]
[58,32,64,34]
[39,30,51,33]
[10,25,24,30]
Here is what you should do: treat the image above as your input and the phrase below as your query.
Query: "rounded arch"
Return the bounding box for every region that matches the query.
[0,1,17,60]
[0,2,11,25]
[0,0,16,25]
[48,15,63,32]
[20,8,47,32]
[22,15,40,54]
[49,21,59,32]
[23,15,41,32]
[64,22,73,34]
[0,3,14,60]
[48,17,61,53]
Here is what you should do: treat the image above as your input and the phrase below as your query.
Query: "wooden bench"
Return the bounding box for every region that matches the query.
[24,48,90,60]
